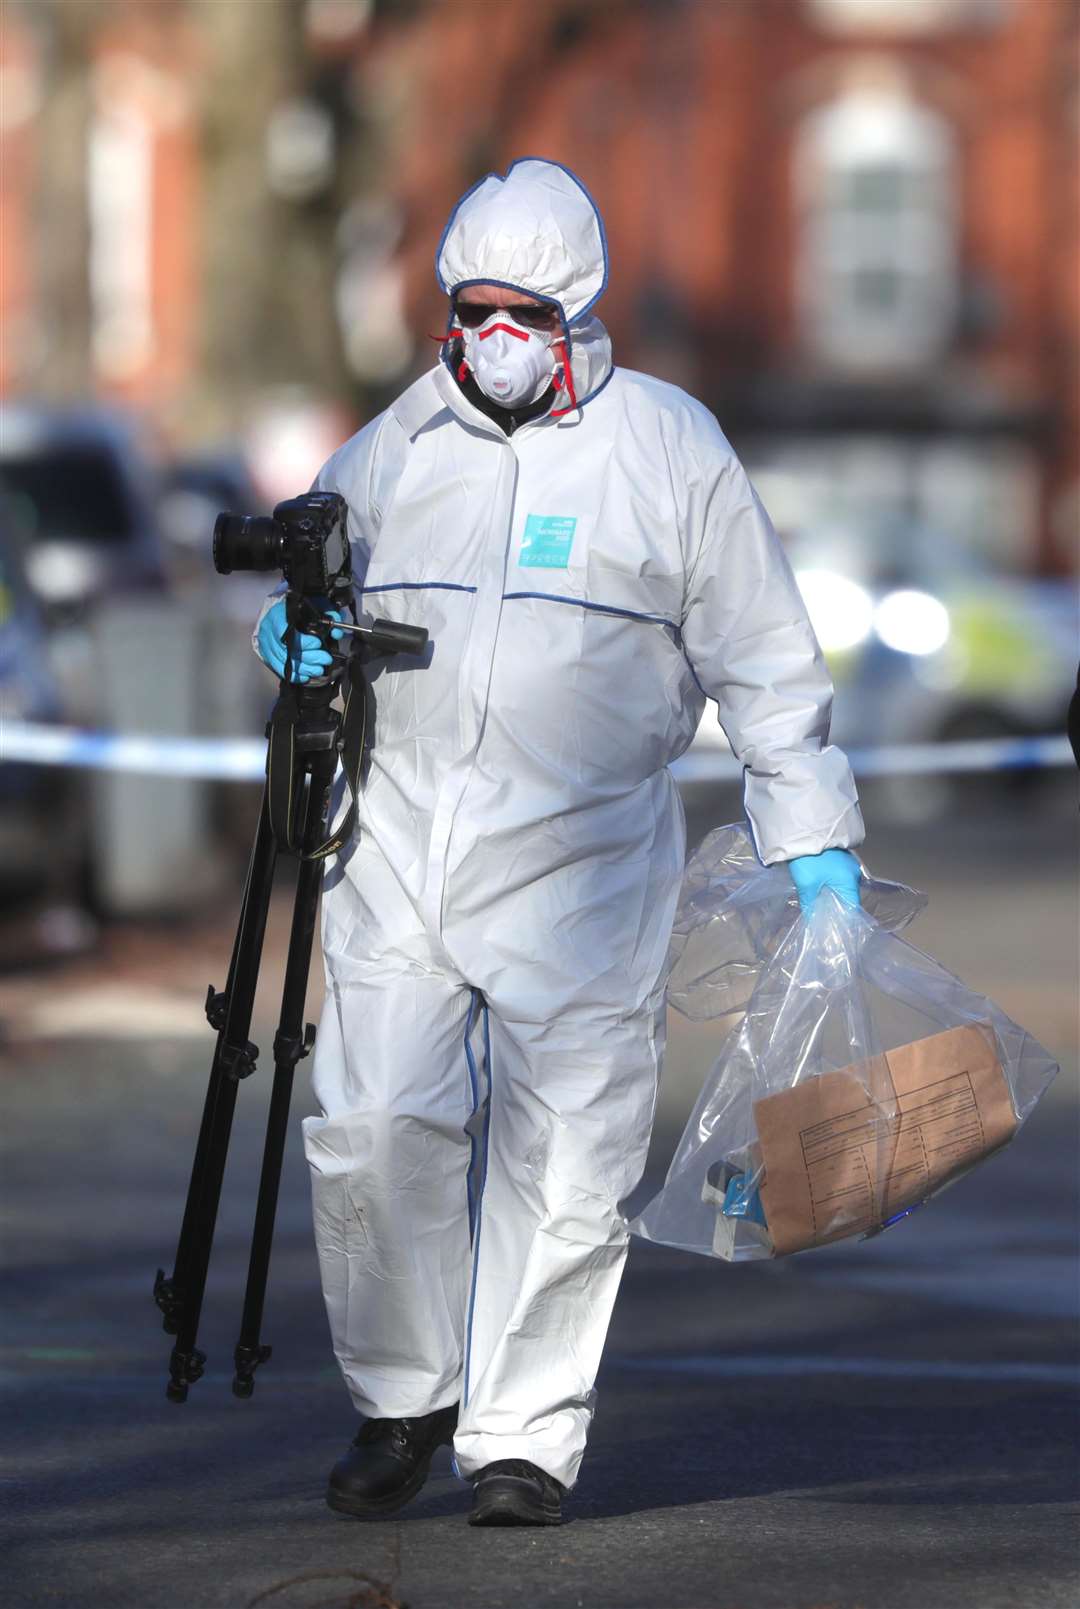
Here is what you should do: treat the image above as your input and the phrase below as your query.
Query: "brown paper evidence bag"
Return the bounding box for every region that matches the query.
[754,1023,1017,1257]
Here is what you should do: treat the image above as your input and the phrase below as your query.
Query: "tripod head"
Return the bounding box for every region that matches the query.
[318,612,429,661]
[265,596,428,861]
[284,596,427,690]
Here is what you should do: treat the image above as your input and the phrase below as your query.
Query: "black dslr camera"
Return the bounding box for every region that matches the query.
[213,487,425,664]
[213,492,351,598]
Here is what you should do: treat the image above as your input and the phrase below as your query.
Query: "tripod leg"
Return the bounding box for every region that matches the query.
[155,796,275,1336]
[232,758,335,1397]
[154,787,279,1401]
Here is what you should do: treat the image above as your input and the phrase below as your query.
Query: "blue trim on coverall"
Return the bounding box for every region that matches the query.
[503,591,678,631]
[462,998,493,1411]
[463,992,481,1239]
[356,582,477,596]
[507,585,710,702]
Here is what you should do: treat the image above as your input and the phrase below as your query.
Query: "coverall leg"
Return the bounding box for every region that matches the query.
[303,904,477,1419]
[451,988,666,1489]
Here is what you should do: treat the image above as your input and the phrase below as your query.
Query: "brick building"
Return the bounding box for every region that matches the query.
[377,0,1079,575]
[1,0,1076,572]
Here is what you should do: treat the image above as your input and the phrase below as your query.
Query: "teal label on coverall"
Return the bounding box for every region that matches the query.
[520,514,577,568]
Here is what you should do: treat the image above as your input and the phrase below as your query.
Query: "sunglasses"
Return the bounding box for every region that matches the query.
[453,301,561,332]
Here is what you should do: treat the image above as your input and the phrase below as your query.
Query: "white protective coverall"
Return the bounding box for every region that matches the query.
[290,159,863,1490]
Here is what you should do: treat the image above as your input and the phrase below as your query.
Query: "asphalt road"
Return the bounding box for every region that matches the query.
[2,799,1077,1609]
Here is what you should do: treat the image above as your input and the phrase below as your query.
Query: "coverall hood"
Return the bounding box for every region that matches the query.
[436,157,608,324]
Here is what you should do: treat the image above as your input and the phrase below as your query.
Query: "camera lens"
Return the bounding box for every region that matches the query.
[213,513,283,574]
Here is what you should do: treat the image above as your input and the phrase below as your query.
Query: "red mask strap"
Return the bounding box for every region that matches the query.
[549,338,579,418]
[431,325,467,381]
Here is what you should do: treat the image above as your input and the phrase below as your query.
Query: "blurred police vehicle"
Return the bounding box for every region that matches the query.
[792,561,1074,750]
[687,499,1076,818]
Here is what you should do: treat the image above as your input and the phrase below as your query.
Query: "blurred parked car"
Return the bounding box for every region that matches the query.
[157,448,273,622]
[159,449,261,559]
[0,404,167,621]
[0,510,62,732]
[0,510,94,936]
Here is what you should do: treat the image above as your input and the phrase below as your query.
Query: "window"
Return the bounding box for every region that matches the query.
[795,88,958,371]
[808,0,1009,33]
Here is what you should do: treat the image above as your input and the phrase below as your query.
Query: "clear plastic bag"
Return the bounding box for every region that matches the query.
[668,823,927,1021]
[631,827,1059,1262]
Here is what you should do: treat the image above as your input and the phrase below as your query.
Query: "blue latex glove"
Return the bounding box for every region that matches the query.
[256,598,344,682]
[787,847,862,913]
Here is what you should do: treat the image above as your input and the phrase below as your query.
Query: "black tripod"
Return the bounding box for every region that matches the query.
[153,613,425,1402]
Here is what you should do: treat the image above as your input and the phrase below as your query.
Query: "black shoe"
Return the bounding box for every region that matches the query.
[468,1460,564,1527]
[326,1405,458,1518]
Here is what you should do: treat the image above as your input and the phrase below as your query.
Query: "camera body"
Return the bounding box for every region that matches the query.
[213,492,351,598]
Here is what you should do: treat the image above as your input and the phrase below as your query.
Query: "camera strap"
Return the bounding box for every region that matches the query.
[265,652,367,861]
[306,655,367,862]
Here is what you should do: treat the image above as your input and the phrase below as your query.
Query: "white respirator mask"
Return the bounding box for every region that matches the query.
[459,312,557,408]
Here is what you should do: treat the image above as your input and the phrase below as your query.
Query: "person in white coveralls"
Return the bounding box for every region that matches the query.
[254,157,864,1527]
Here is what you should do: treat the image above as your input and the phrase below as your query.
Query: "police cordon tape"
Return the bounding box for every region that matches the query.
[1,719,1072,783]
[673,732,1073,784]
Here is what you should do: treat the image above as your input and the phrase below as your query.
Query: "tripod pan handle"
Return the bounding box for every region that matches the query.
[369,618,429,656]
